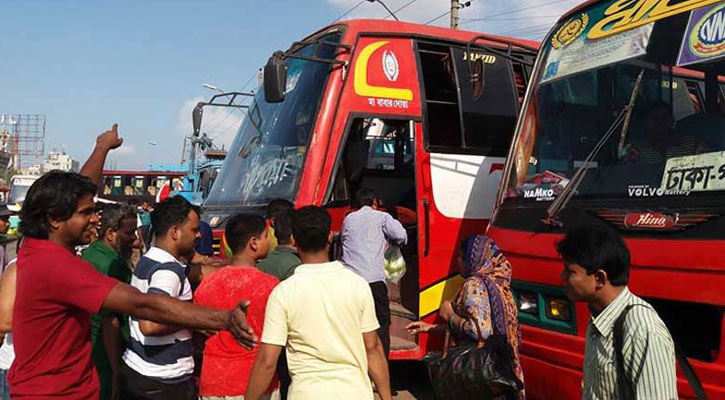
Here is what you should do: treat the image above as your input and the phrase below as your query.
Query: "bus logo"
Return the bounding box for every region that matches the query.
[354,41,413,101]
[552,13,588,49]
[382,50,399,82]
[624,212,678,229]
[690,3,725,57]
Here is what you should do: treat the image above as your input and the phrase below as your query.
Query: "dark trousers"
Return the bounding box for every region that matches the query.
[277,348,292,400]
[120,363,196,400]
[370,281,391,359]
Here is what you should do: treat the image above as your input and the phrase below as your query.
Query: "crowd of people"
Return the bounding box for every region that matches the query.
[0,123,680,400]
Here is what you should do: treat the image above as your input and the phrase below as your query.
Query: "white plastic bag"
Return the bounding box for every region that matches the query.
[384,245,407,283]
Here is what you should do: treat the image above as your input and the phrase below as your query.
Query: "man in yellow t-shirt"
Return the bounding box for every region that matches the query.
[246,206,391,400]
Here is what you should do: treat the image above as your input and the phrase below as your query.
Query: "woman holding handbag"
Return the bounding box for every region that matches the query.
[407,235,525,400]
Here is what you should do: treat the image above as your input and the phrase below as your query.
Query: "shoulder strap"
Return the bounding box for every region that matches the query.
[613,304,708,400]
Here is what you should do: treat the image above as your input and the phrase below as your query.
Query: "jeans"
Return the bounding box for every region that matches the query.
[0,369,10,400]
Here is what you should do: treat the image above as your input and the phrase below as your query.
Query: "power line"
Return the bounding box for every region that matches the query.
[332,0,365,23]
[425,10,451,25]
[240,70,258,92]
[383,0,422,19]
[497,22,554,36]
[477,14,562,21]
[460,0,578,26]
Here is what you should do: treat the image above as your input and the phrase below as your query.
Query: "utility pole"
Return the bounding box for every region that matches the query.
[451,0,459,29]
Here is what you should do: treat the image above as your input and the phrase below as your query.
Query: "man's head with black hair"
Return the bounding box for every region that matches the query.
[272,210,294,246]
[557,225,630,303]
[355,187,378,209]
[266,199,294,222]
[98,203,138,256]
[291,206,331,254]
[151,195,201,260]
[20,171,99,248]
[225,213,270,261]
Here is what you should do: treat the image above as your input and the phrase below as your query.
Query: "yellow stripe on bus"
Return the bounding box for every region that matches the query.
[418,275,465,318]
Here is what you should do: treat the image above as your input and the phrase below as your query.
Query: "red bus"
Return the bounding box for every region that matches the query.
[200,19,538,359]
[489,1,725,398]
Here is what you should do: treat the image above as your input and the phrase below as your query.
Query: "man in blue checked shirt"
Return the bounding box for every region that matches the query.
[341,188,407,359]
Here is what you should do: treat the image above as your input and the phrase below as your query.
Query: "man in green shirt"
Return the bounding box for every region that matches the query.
[256,207,300,400]
[257,208,300,281]
[82,203,138,400]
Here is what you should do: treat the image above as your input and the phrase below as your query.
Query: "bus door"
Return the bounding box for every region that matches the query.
[413,41,525,344]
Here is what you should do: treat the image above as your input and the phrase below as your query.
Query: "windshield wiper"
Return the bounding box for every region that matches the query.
[238,103,265,159]
[542,69,645,228]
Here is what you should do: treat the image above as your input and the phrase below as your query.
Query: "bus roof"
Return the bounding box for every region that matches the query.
[560,0,601,21]
[101,170,187,177]
[313,19,540,51]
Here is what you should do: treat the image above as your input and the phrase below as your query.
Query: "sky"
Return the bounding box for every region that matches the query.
[0,0,581,169]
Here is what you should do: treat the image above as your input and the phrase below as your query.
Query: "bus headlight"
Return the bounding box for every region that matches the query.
[209,216,222,228]
[517,292,538,315]
[545,297,571,321]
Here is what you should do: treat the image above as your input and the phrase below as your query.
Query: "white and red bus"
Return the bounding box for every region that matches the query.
[200,19,538,359]
[489,0,725,398]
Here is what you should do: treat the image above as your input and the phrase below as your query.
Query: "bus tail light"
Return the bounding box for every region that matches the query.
[545,297,571,321]
[517,291,538,315]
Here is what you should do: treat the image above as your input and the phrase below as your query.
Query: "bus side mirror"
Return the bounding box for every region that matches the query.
[264,51,287,103]
[471,58,486,100]
[192,103,204,137]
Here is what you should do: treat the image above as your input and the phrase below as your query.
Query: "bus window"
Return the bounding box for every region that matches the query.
[451,47,519,155]
[132,176,145,196]
[418,43,461,149]
[111,176,124,195]
[417,41,521,156]
[330,118,415,210]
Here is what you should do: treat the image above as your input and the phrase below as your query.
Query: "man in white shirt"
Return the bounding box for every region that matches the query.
[121,196,201,400]
[246,206,391,400]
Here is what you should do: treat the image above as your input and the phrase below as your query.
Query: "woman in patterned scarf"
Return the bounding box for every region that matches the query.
[407,234,525,399]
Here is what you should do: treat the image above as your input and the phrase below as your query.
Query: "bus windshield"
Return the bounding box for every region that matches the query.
[8,184,31,204]
[205,32,342,208]
[506,1,725,204]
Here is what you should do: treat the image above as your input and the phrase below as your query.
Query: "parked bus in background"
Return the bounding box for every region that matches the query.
[489,1,725,398]
[98,170,186,204]
[198,19,538,359]
[8,175,39,206]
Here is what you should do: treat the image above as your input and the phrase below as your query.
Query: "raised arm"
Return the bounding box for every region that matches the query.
[80,123,123,186]
[101,283,256,348]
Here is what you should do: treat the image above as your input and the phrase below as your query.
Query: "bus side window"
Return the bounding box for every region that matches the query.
[452,48,519,155]
[417,43,462,149]
[416,41,520,157]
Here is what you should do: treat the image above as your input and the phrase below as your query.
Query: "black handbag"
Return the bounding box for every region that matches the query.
[423,276,523,400]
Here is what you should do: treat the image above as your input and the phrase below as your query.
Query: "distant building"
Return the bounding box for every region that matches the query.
[44,150,79,173]
[25,164,44,175]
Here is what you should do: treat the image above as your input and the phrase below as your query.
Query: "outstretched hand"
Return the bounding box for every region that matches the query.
[406,321,436,335]
[97,123,123,151]
[228,300,257,349]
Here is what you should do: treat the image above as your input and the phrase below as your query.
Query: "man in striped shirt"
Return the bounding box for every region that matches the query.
[121,196,202,400]
[557,226,677,400]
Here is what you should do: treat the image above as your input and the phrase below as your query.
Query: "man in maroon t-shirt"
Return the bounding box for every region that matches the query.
[10,125,256,400]
[195,213,280,399]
